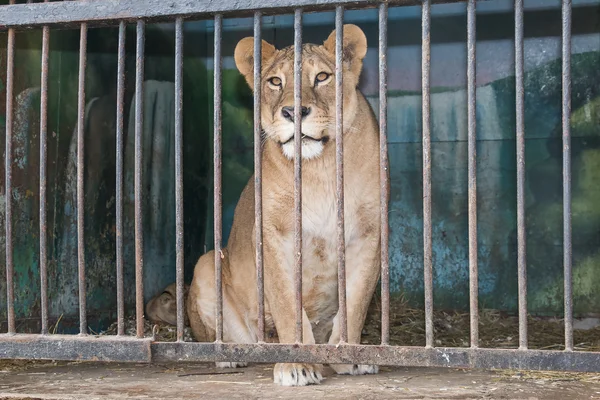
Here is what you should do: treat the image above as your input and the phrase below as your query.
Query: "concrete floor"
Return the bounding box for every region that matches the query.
[1,360,599,399]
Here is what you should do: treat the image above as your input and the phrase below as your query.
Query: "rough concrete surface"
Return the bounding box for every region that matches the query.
[1,361,599,399]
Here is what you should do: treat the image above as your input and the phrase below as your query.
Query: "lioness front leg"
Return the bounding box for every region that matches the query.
[328,238,381,375]
[264,244,323,386]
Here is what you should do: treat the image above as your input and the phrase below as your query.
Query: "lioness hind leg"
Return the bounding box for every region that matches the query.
[328,241,381,376]
[188,250,252,369]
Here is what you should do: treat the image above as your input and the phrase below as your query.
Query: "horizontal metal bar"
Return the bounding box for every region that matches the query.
[0,334,152,363]
[151,344,600,373]
[0,0,485,29]
[2,335,599,373]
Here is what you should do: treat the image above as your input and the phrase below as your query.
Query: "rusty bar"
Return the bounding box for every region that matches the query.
[135,19,146,339]
[515,0,527,350]
[77,23,88,336]
[422,0,433,349]
[335,5,348,344]
[293,8,304,345]
[466,0,478,349]
[150,342,600,372]
[4,0,16,335]
[253,11,266,343]
[0,0,478,29]
[213,13,224,343]
[39,20,50,335]
[174,17,185,342]
[561,0,573,352]
[379,2,390,346]
[1,334,600,371]
[115,20,126,337]
[0,334,152,363]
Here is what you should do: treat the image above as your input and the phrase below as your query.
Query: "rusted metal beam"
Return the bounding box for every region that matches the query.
[0,334,152,363]
[0,0,487,30]
[151,342,600,373]
[2,337,600,372]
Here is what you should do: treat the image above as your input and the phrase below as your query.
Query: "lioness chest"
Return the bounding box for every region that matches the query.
[274,175,367,334]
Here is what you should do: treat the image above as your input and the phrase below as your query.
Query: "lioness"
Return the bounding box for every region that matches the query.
[187,24,385,386]
[145,283,190,326]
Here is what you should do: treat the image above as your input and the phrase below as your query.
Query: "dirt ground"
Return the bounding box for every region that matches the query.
[1,360,599,400]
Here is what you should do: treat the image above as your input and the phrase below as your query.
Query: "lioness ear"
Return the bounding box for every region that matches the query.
[234,37,277,90]
[323,24,368,78]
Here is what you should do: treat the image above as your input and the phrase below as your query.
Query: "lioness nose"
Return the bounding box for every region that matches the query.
[281,106,311,122]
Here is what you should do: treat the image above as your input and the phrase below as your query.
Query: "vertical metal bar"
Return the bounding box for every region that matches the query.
[115,21,126,337]
[561,0,573,352]
[334,6,348,345]
[293,8,303,344]
[39,19,50,335]
[467,0,479,348]
[254,11,265,343]
[515,0,528,350]
[77,23,88,336]
[379,2,390,346]
[422,0,433,349]
[174,17,185,343]
[4,0,16,335]
[213,13,224,343]
[135,19,146,339]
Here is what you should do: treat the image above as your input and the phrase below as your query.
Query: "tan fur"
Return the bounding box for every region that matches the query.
[145,283,190,326]
[187,24,387,386]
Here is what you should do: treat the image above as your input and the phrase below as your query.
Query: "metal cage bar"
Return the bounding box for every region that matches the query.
[134,20,146,339]
[293,8,304,344]
[4,0,16,336]
[514,0,528,350]
[379,2,390,346]
[335,5,348,344]
[39,20,50,336]
[77,22,88,336]
[214,13,224,343]
[254,11,266,343]
[174,17,185,343]
[466,0,479,349]
[421,0,433,349]
[561,0,573,352]
[115,20,127,337]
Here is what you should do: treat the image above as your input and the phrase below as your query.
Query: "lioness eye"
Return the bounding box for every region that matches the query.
[315,72,330,84]
[268,77,282,87]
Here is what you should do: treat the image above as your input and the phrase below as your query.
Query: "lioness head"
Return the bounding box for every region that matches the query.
[234,24,368,160]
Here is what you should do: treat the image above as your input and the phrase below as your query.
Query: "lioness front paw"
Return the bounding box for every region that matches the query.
[215,361,248,368]
[273,363,323,386]
[330,364,379,375]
